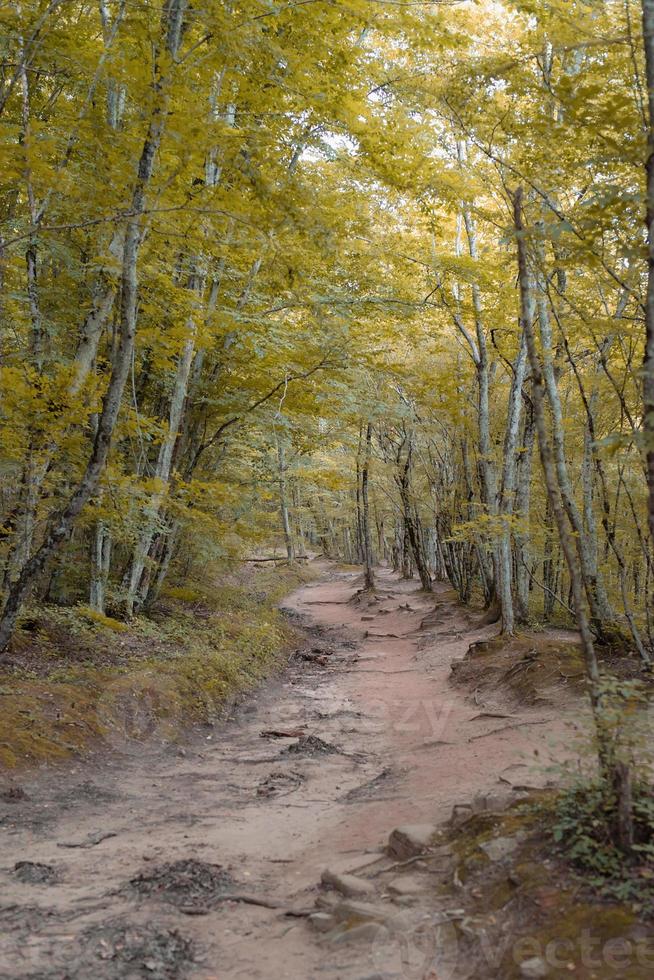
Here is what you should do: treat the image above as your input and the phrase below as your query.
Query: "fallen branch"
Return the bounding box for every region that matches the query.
[58,830,117,849]
[243,555,309,563]
[468,712,516,722]
[369,851,451,878]
[180,893,283,914]
[467,719,550,742]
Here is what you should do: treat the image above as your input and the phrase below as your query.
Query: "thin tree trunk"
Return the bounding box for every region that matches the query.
[125,313,197,616]
[534,225,614,633]
[361,423,375,590]
[513,187,608,772]
[497,330,528,634]
[89,521,112,614]
[642,0,654,558]
[514,398,535,623]
[277,436,295,562]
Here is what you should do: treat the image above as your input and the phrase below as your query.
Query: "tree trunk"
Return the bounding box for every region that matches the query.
[514,398,535,623]
[534,225,615,634]
[125,313,197,616]
[277,436,295,562]
[513,187,608,773]
[497,329,528,634]
[361,422,375,590]
[89,520,112,614]
[396,437,432,592]
[642,0,654,559]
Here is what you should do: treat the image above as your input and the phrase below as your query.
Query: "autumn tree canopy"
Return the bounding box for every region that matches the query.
[1,0,653,677]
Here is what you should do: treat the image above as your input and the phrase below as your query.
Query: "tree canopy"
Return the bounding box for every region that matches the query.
[1,0,653,679]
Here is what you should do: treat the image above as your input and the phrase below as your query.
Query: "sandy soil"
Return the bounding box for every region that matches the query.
[0,562,582,980]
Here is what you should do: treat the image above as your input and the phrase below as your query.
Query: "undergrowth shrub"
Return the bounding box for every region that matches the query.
[546,675,654,911]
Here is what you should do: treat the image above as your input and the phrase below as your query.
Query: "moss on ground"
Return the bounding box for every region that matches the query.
[445,799,653,979]
[0,562,315,770]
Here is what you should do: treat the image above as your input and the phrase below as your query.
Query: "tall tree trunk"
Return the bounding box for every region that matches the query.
[361,423,375,590]
[642,0,654,557]
[513,187,609,772]
[125,313,197,616]
[397,436,432,592]
[497,330,528,634]
[89,521,112,614]
[514,398,535,623]
[534,225,615,634]
[276,435,295,562]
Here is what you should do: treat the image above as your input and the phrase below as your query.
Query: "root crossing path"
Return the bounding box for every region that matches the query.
[0,563,577,979]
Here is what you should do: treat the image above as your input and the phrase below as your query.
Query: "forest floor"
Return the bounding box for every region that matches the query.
[0,561,639,980]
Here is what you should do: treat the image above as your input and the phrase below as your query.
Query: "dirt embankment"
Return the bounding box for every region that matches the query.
[0,562,313,770]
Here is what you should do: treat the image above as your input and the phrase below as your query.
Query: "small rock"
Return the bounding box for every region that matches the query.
[387,824,438,859]
[329,922,380,945]
[13,861,57,884]
[519,957,550,978]
[309,912,336,933]
[449,803,473,828]
[321,869,375,898]
[479,836,520,862]
[387,874,427,897]
[315,892,340,910]
[331,899,388,923]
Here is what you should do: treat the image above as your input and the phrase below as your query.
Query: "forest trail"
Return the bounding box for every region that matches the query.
[0,562,580,979]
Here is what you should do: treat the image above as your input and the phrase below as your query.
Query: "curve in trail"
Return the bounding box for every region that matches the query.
[0,561,578,979]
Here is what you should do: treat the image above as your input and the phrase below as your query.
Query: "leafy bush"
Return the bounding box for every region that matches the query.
[548,675,654,909]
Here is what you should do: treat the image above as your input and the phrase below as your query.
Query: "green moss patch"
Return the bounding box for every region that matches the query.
[445,798,653,979]
[0,562,316,771]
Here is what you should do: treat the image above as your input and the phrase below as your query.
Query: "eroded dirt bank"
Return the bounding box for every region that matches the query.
[0,562,580,979]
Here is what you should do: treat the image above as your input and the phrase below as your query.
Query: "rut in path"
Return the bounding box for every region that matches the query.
[0,562,577,979]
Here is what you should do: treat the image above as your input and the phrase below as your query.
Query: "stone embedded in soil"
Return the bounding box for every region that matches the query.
[519,957,550,978]
[328,922,381,945]
[479,835,520,862]
[309,912,337,933]
[315,892,341,909]
[321,869,376,898]
[449,803,473,828]
[331,899,389,923]
[387,874,427,897]
[387,823,438,859]
[13,860,58,884]
[471,790,517,813]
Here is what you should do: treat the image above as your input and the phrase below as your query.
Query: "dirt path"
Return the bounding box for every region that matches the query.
[0,563,579,979]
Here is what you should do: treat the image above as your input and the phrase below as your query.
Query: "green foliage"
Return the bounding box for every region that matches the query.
[543,676,654,909]
[550,780,654,909]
